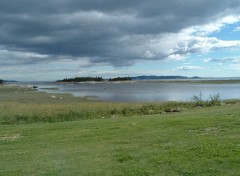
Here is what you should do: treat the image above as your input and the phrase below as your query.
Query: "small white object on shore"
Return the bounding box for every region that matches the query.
[50,95,56,99]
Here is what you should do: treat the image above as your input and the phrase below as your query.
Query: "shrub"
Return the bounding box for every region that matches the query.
[192,92,221,107]
[192,92,204,107]
[208,93,221,106]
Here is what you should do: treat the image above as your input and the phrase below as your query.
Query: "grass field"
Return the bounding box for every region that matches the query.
[1,85,240,175]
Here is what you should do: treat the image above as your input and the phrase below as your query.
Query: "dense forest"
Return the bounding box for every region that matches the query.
[57,77,104,82]
[57,75,200,82]
[0,79,4,84]
[57,76,133,82]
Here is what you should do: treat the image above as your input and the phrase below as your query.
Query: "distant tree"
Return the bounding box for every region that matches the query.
[0,79,4,84]
[57,77,104,82]
[108,77,132,81]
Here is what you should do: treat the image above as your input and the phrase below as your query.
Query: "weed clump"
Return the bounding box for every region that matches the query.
[192,92,204,107]
[208,93,221,106]
[192,92,221,107]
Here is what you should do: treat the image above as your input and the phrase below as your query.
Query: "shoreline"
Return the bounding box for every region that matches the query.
[4,79,240,103]
[41,79,240,84]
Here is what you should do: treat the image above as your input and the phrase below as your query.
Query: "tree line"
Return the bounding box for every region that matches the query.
[108,77,132,81]
[57,77,104,82]
[57,76,132,82]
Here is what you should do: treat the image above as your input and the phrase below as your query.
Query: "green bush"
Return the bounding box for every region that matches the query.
[192,92,204,107]
[192,92,221,107]
[208,93,221,106]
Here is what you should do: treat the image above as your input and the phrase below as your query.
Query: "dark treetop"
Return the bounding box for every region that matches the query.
[57,77,104,82]
[108,77,132,81]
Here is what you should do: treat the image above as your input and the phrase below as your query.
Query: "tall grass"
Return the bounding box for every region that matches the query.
[1,101,193,124]
[191,92,221,107]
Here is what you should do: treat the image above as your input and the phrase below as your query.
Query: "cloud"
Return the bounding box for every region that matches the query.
[143,51,156,59]
[167,54,186,61]
[203,57,240,71]
[0,49,50,65]
[231,63,240,71]
[234,26,240,32]
[175,65,205,71]
[1,0,240,68]
[204,57,240,64]
[189,15,240,36]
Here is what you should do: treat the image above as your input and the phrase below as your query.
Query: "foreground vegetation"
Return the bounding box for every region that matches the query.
[1,85,240,175]
[1,85,236,124]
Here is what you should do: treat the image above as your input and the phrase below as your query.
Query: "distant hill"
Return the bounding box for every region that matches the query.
[131,75,201,80]
[0,79,18,84]
[4,80,18,82]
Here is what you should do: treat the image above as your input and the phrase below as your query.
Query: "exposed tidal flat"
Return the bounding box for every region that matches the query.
[1,84,240,175]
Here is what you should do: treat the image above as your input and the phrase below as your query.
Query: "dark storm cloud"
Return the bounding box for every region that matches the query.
[1,0,240,66]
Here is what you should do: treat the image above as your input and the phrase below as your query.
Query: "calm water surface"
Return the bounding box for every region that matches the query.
[15,81,240,102]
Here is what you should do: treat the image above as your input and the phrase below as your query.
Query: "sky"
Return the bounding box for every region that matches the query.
[1,0,240,81]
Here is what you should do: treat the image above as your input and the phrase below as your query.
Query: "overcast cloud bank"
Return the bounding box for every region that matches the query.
[1,0,240,80]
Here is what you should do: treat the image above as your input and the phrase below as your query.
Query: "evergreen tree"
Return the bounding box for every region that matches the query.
[108,77,132,81]
[57,77,104,82]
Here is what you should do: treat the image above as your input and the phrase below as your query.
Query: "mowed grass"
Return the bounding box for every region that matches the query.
[1,85,240,175]
[1,105,240,175]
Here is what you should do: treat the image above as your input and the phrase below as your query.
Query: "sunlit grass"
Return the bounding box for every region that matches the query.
[1,104,240,175]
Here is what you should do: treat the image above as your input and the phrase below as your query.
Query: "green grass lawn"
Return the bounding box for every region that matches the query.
[1,85,240,175]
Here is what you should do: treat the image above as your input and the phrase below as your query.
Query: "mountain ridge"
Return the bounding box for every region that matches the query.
[131,75,201,80]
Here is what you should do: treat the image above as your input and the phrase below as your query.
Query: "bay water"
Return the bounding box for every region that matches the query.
[14,81,240,102]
